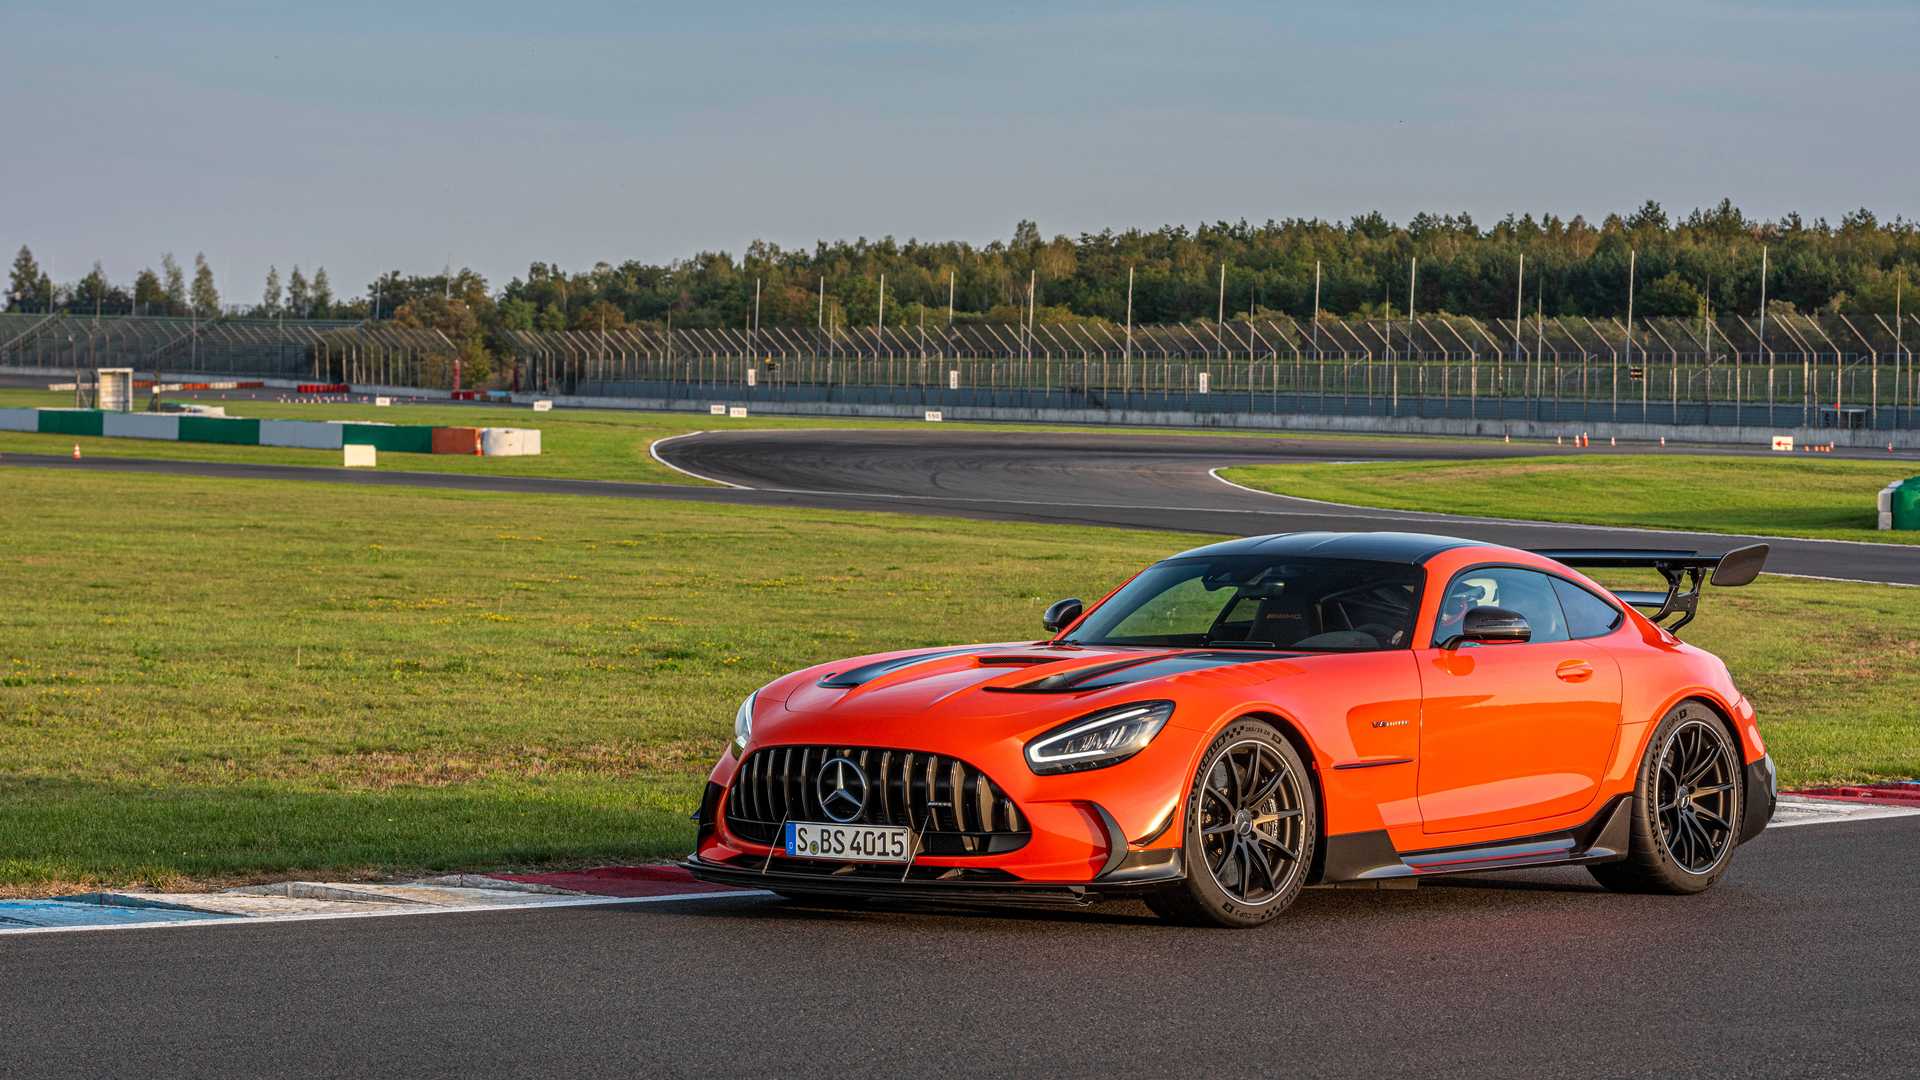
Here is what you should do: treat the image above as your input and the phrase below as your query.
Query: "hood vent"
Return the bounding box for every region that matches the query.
[986,650,1289,693]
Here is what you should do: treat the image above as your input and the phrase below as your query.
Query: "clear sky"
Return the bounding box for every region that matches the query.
[5,1,1916,302]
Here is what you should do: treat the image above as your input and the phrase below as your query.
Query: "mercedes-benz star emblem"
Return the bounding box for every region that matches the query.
[816,756,868,823]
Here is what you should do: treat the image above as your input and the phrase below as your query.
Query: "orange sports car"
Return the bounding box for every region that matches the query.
[685,532,1775,927]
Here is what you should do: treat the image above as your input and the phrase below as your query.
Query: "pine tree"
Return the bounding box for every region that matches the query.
[134,268,165,314]
[9,245,43,312]
[287,266,310,318]
[311,267,333,317]
[190,253,220,317]
[76,261,109,314]
[161,253,187,315]
[261,265,282,316]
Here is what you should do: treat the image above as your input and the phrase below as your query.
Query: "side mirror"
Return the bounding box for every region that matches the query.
[1446,606,1532,649]
[1042,598,1083,634]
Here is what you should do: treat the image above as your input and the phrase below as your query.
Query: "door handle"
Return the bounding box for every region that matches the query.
[1556,659,1594,683]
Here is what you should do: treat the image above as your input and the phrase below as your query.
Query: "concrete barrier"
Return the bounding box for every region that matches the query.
[513,392,1920,450]
[0,408,38,432]
[259,419,345,450]
[102,413,180,440]
[480,428,541,456]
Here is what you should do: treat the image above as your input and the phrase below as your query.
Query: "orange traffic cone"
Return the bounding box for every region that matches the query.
[72,443,81,460]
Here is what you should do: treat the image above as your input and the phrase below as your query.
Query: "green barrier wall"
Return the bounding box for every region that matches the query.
[36,410,105,437]
[1893,478,1920,531]
[177,416,263,445]
[341,423,434,454]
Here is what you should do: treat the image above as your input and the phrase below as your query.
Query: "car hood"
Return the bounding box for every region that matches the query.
[756,642,1312,747]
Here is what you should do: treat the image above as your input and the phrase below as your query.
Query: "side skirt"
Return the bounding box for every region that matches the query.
[1317,794,1634,884]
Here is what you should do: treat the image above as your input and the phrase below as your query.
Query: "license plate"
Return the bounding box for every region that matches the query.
[784,821,914,863]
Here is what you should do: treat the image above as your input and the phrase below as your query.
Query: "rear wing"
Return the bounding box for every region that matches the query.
[1530,544,1769,634]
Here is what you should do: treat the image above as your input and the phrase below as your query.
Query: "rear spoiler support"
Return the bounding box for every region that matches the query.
[1530,544,1769,635]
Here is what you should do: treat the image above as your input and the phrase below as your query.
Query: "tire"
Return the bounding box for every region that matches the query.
[1148,719,1317,928]
[1589,700,1743,895]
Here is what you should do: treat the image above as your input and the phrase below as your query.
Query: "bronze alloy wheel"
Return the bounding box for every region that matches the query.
[1653,717,1739,875]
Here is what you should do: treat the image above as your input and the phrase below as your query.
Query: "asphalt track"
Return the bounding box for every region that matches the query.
[3,818,1915,1079]
[5,422,1918,1077]
[4,427,1917,584]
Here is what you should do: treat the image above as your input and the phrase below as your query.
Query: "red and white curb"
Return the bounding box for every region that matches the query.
[1773,784,1920,828]
[0,867,759,936]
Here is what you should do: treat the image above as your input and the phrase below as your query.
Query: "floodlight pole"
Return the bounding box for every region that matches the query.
[947,270,955,327]
[1406,258,1417,414]
[1311,260,1321,398]
[1757,246,1772,426]
[1621,248,1633,421]
[1124,265,1134,365]
[1514,254,1524,397]
[1217,263,1226,354]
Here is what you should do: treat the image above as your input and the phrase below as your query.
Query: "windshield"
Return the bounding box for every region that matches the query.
[1066,555,1422,652]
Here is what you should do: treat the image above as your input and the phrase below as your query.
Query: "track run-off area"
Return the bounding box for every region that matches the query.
[3,422,1917,1077]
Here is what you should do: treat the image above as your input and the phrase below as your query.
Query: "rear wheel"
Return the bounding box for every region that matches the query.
[1590,700,1743,895]
[1149,720,1316,928]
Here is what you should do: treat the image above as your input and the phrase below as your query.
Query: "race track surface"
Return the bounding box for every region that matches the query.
[6,427,1916,584]
[5,422,1918,1076]
[4,818,1914,1079]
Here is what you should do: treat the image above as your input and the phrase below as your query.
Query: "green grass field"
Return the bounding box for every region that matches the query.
[1221,455,1920,544]
[0,387,1452,487]
[1,469,1914,896]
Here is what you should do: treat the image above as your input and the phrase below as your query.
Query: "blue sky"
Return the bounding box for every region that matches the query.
[5,1,1916,301]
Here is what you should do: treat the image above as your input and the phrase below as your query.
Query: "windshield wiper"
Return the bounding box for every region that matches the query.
[1202,640,1288,650]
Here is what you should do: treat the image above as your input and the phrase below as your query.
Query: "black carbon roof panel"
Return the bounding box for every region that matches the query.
[1166,531,1478,565]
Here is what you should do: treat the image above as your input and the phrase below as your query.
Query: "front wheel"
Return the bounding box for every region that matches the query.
[1589,700,1743,895]
[1148,720,1316,928]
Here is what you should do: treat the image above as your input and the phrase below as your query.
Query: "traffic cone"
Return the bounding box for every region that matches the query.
[1610,436,1617,447]
[1556,435,1563,446]
[1659,436,1666,447]
[1504,434,1510,444]
[72,443,81,460]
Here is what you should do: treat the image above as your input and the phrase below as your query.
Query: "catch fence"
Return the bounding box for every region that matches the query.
[507,313,1920,431]
[0,313,451,384]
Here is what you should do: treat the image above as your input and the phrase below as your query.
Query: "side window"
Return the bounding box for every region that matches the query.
[1432,567,1571,646]
[1551,577,1624,639]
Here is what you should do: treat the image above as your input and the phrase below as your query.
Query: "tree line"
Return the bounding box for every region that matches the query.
[10,200,1917,387]
[7,248,336,320]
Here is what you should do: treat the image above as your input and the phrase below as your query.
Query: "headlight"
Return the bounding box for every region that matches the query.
[733,691,757,752]
[1024,701,1173,775]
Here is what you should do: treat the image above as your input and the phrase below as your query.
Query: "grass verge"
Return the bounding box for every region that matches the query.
[0,469,1912,894]
[1220,455,1920,544]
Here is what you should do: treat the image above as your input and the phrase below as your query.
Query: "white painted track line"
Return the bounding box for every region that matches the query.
[649,430,752,487]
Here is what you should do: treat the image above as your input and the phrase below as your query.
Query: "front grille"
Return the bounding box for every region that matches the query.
[725,745,1029,856]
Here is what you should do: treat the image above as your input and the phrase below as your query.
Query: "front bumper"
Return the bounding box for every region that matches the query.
[683,850,1182,906]
[688,777,1184,902]
[1740,753,1777,844]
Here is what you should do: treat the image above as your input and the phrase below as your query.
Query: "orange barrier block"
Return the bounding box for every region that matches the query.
[431,426,483,455]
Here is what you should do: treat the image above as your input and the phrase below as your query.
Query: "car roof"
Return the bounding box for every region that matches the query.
[1167,531,1483,565]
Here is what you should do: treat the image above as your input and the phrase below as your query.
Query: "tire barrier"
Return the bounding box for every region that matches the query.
[0,408,540,456]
